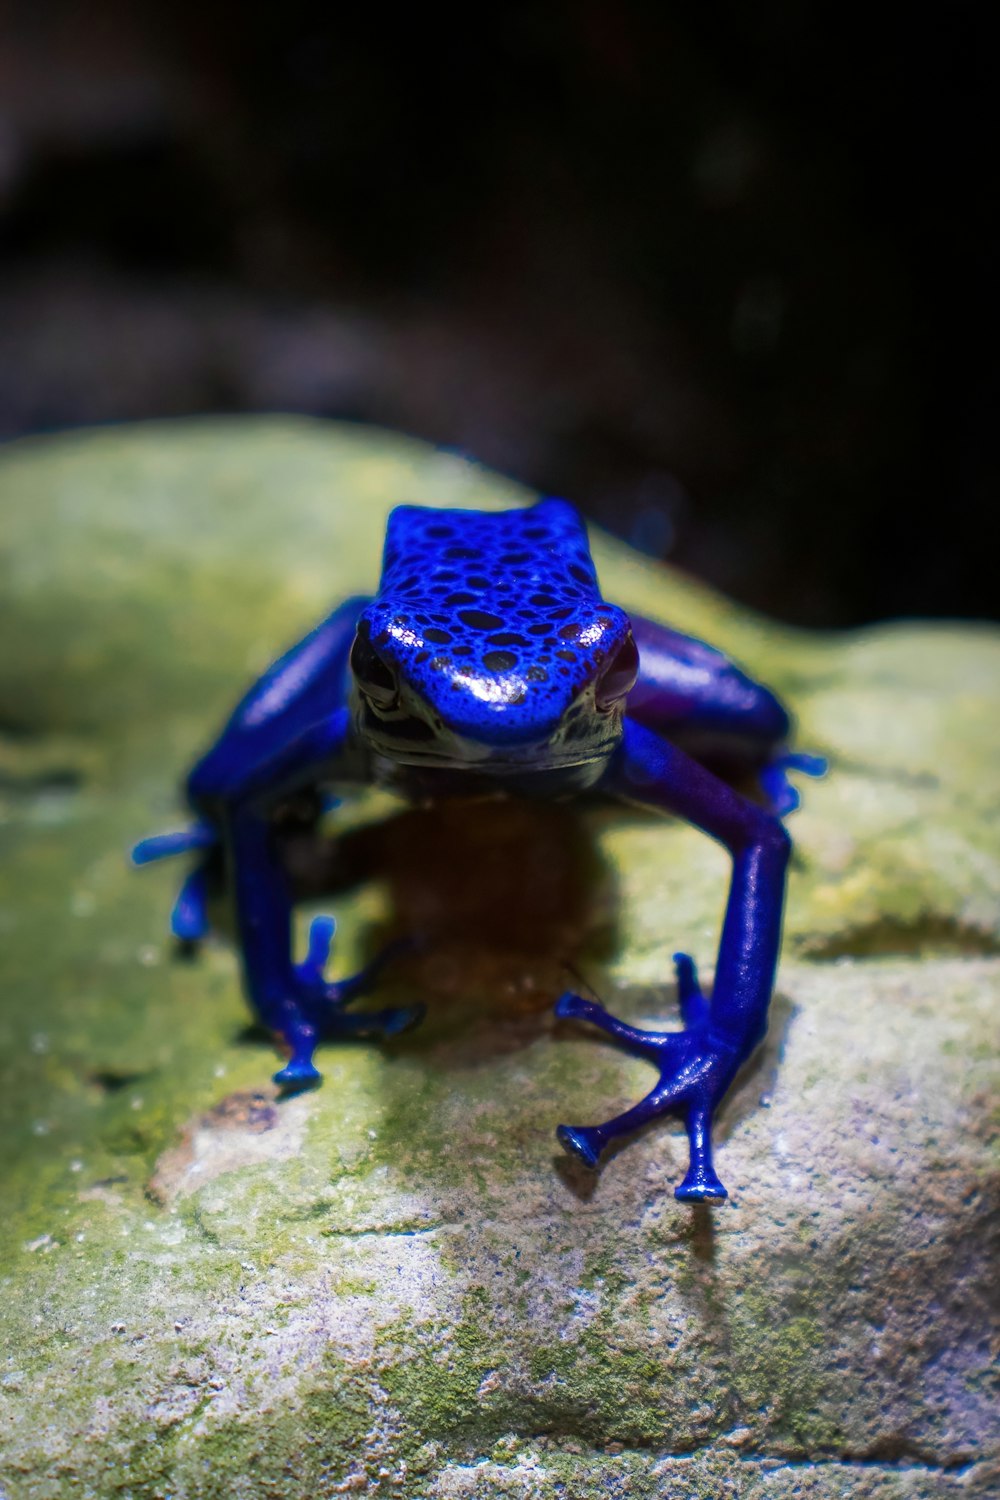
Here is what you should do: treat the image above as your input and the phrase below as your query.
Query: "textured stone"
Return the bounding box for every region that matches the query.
[0,419,997,1499]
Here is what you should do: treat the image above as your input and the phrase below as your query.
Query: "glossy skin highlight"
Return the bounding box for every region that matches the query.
[134,498,824,1203]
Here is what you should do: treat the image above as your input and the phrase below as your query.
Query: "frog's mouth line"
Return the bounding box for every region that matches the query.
[362,730,619,774]
[357,713,619,775]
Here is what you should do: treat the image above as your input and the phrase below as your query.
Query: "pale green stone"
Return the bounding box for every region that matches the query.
[0,419,997,1498]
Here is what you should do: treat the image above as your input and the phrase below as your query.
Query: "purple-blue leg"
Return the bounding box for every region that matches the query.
[220,788,423,1093]
[182,598,422,1088]
[626,613,826,816]
[557,719,791,1201]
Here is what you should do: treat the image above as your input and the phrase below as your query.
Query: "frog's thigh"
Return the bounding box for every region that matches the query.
[626,612,790,768]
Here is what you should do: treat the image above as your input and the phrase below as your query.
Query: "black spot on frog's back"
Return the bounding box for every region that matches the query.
[458,609,504,631]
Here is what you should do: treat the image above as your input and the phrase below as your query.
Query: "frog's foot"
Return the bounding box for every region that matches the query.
[133,821,220,946]
[272,916,424,1092]
[761,751,827,817]
[554,954,732,1201]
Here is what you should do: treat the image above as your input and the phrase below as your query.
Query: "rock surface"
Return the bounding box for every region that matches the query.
[0,419,997,1499]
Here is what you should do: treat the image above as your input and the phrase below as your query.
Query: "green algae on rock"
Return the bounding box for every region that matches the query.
[0,419,997,1499]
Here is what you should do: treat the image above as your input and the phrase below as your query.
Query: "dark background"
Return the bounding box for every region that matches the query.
[1,2,993,627]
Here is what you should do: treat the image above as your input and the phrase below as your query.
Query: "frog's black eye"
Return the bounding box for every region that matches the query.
[595,633,639,710]
[350,633,398,710]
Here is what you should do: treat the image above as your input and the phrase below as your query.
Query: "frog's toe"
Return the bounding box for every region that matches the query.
[761,751,828,818]
[295,914,337,986]
[315,999,426,1040]
[555,990,676,1062]
[374,1002,426,1037]
[133,822,219,945]
[673,951,709,1030]
[556,1123,604,1168]
[314,934,418,1012]
[554,992,597,1023]
[355,1002,425,1038]
[273,1057,322,1092]
[672,1103,730,1203]
[272,1015,323,1091]
[674,1170,728,1203]
[170,865,210,943]
[132,821,217,865]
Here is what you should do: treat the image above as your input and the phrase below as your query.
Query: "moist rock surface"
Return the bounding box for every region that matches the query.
[0,419,997,1498]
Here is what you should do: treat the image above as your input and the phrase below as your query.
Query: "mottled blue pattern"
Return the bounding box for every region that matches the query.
[357,498,632,751]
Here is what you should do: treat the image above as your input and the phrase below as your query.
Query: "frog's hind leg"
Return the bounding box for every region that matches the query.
[627,614,825,815]
[559,717,796,1200]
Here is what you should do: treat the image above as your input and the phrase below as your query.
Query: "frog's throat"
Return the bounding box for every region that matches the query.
[361,726,620,775]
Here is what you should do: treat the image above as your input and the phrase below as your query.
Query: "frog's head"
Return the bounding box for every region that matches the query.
[350,499,638,783]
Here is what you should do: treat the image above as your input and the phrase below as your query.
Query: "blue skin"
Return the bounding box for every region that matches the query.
[134,498,824,1203]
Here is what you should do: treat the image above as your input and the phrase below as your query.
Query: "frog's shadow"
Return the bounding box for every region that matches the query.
[268,797,618,1056]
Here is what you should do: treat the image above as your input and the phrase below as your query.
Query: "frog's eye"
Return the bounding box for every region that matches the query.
[595,633,639,710]
[350,633,399,710]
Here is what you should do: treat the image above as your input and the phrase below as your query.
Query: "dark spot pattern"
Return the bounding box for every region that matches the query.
[355,498,633,750]
[457,609,504,631]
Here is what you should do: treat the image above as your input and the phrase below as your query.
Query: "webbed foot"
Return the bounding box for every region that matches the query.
[761,751,827,817]
[273,916,424,1092]
[555,954,736,1201]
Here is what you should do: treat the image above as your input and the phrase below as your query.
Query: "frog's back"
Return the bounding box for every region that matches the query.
[379,497,599,610]
[376,497,614,690]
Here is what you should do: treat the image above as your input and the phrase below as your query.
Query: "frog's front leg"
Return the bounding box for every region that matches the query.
[557,719,790,1201]
[175,596,420,1089]
[223,786,422,1090]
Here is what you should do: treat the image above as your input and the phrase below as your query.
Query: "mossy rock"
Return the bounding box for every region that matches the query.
[0,418,997,1499]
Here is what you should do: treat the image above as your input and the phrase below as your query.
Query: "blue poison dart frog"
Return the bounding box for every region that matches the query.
[134,499,824,1203]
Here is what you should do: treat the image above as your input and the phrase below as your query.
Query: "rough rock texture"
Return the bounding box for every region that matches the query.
[0,419,997,1499]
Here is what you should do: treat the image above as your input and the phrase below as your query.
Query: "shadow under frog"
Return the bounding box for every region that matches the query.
[218,794,793,1186]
